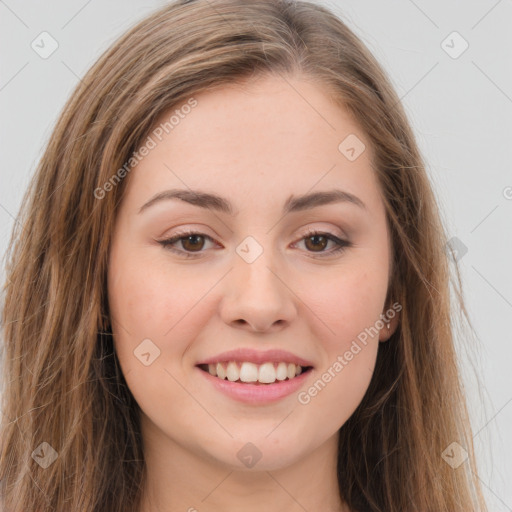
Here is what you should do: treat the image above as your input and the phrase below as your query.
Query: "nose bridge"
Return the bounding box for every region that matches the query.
[234,234,284,298]
[219,233,297,331]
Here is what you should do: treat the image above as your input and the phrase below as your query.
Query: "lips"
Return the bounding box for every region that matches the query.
[196,363,313,404]
[199,361,311,385]
[195,348,315,402]
[195,347,315,368]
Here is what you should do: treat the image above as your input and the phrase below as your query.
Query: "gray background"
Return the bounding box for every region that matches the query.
[1,0,511,509]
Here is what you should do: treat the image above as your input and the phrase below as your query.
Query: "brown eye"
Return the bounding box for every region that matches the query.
[158,231,217,258]
[159,229,350,259]
[180,234,206,252]
[294,230,351,258]
[304,234,329,252]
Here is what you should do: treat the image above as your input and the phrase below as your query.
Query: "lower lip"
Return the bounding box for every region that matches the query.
[196,366,313,404]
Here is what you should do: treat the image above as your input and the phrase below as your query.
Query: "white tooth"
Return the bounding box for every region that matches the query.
[295,365,302,376]
[208,364,216,376]
[258,362,277,383]
[240,362,258,382]
[216,362,226,380]
[226,361,240,381]
[287,363,296,379]
[276,362,288,380]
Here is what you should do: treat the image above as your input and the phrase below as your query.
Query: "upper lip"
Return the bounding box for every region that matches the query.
[196,348,314,367]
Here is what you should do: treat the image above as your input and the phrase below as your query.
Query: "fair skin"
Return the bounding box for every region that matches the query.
[108,72,399,512]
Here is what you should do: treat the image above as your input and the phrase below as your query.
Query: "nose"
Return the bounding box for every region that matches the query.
[218,247,297,333]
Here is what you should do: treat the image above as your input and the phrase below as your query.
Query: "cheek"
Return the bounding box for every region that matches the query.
[107,251,211,415]
[293,259,387,417]
[301,263,388,349]
[109,240,186,329]
[107,248,220,371]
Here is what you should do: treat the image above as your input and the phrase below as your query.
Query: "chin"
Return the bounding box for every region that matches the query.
[199,430,313,472]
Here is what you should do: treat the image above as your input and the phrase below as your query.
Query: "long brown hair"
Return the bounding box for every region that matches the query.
[0,0,488,510]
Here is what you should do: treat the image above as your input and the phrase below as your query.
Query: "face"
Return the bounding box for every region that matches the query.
[107,73,398,472]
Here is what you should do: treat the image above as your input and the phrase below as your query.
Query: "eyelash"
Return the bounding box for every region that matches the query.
[157,228,351,259]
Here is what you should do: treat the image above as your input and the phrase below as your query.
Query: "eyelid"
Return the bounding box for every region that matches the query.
[157,227,351,259]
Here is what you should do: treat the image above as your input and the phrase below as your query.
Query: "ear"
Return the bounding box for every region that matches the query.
[378,308,400,342]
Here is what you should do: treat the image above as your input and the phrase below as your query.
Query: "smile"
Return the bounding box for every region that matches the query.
[198,361,313,385]
[196,362,314,404]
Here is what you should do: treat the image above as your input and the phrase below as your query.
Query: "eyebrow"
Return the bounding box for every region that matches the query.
[137,188,367,215]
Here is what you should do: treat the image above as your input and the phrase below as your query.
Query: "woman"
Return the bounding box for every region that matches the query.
[0,0,488,510]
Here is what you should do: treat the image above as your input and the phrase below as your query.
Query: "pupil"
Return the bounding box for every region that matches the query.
[307,235,326,251]
[183,235,203,251]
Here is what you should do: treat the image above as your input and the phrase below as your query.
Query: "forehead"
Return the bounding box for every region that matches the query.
[122,73,381,214]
